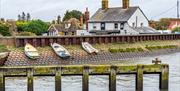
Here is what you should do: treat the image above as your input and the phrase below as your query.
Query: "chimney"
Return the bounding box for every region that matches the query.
[85,8,90,30]
[122,0,129,9]
[102,0,109,10]
[80,15,83,27]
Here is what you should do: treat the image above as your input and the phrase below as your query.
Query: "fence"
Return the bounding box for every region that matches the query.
[0,64,169,91]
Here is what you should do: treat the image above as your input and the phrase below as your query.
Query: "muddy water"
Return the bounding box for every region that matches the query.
[5,52,180,91]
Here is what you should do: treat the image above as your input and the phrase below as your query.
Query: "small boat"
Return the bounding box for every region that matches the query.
[24,43,40,59]
[51,43,71,59]
[82,42,99,54]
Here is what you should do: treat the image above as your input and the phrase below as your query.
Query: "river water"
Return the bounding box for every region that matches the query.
[5,52,180,91]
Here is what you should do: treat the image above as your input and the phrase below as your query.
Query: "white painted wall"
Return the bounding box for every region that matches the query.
[128,8,149,27]
[88,23,101,30]
[76,30,91,36]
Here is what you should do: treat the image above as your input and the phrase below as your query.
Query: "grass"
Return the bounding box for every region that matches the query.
[3,40,180,53]
[0,45,9,53]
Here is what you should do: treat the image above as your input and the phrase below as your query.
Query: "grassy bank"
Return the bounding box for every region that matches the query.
[5,40,180,53]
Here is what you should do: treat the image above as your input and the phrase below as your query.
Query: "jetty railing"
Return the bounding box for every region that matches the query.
[0,64,169,91]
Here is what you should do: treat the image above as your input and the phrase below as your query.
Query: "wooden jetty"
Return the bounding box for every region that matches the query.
[0,64,169,91]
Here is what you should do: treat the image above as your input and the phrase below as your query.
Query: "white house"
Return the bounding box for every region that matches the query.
[88,0,158,35]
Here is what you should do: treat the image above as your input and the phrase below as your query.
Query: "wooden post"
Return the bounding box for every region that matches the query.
[27,68,34,91]
[109,66,116,91]
[32,39,37,47]
[83,66,89,91]
[160,65,169,90]
[55,67,61,91]
[41,38,46,47]
[0,69,5,91]
[136,65,143,91]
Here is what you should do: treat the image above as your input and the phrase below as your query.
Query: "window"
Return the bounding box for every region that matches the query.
[141,23,143,27]
[101,22,105,30]
[132,23,135,27]
[124,30,127,34]
[114,23,118,29]
[93,26,96,29]
[72,32,75,35]
[120,23,124,30]
[65,32,68,35]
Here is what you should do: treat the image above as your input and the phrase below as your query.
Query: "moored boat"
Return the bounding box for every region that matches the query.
[82,42,99,54]
[51,43,71,59]
[24,43,40,59]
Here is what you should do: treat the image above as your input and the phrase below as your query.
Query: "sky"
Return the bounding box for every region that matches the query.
[0,0,179,21]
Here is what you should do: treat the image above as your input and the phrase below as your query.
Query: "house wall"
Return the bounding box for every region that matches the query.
[88,23,101,30]
[88,22,139,35]
[128,8,149,27]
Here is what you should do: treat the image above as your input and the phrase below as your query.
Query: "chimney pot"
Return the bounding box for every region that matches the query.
[123,0,129,9]
[102,0,109,10]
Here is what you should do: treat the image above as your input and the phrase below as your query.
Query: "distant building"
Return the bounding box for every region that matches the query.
[88,0,157,35]
[167,18,180,30]
[48,18,82,36]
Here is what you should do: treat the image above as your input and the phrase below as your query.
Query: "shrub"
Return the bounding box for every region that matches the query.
[109,47,144,53]
[0,45,9,52]
[18,32,36,36]
[0,23,11,36]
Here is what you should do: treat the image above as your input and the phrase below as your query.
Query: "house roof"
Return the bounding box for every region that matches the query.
[89,7,139,23]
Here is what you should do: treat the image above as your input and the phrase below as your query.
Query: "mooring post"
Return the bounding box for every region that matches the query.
[160,65,169,90]
[27,68,34,91]
[55,67,61,91]
[136,65,143,91]
[83,66,89,91]
[109,66,116,91]
[0,69,5,91]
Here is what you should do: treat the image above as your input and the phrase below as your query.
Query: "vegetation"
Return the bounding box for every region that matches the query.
[0,45,9,52]
[172,27,180,33]
[0,23,11,36]
[150,18,170,30]
[109,47,144,53]
[18,31,36,36]
[16,20,49,35]
[63,10,83,21]
[109,45,179,53]
[18,12,31,21]
[145,45,178,51]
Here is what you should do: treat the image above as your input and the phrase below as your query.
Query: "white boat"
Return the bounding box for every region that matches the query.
[82,42,99,54]
[24,43,40,59]
[51,43,71,59]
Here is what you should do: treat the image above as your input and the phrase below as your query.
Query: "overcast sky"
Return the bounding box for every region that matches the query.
[0,0,178,21]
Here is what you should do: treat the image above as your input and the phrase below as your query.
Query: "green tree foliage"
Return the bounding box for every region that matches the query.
[172,27,180,33]
[16,20,49,35]
[63,10,83,21]
[150,18,170,30]
[0,23,11,36]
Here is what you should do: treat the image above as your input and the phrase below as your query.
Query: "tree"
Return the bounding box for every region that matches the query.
[18,14,21,21]
[57,15,61,24]
[27,13,31,21]
[22,12,26,21]
[63,10,83,21]
[0,23,11,36]
[150,18,170,30]
[172,27,180,33]
[16,20,49,35]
